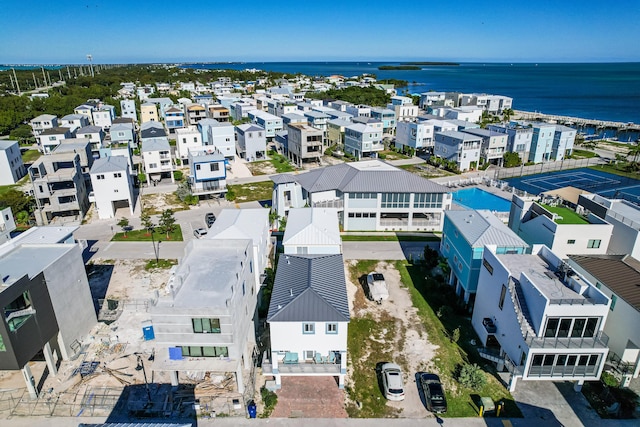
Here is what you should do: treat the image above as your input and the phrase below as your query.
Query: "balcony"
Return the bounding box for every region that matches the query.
[525,331,609,350]
[262,351,341,375]
[312,199,343,209]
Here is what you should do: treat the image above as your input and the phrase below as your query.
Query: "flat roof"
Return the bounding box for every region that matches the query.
[0,244,76,287]
[0,226,77,257]
[540,204,589,224]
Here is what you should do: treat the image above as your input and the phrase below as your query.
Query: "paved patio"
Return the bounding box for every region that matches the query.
[271,376,348,418]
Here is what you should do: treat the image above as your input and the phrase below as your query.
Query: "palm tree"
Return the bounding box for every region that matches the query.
[628,142,640,163]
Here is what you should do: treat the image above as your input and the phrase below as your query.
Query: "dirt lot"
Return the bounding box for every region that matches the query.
[345,261,439,418]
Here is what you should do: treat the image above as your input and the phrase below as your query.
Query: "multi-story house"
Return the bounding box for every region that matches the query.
[263,253,349,389]
[175,126,203,165]
[528,122,556,163]
[473,245,610,392]
[30,114,58,136]
[51,139,94,175]
[0,207,16,243]
[303,111,329,143]
[0,141,26,185]
[140,121,168,144]
[461,93,513,114]
[89,156,135,219]
[463,128,508,167]
[37,127,72,154]
[209,104,230,122]
[395,120,435,153]
[109,123,136,148]
[488,123,533,164]
[59,114,89,133]
[186,103,207,125]
[388,96,419,121]
[29,152,89,225]
[165,107,185,134]
[552,125,576,161]
[283,208,341,255]
[569,254,640,382]
[187,149,226,197]
[441,209,529,306]
[433,130,482,171]
[91,107,114,131]
[229,101,256,122]
[370,107,396,137]
[73,104,95,125]
[281,113,308,128]
[271,159,452,231]
[236,124,266,161]
[0,235,96,398]
[75,125,105,153]
[146,97,174,119]
[344,123,383,160]
[149,239,259,394]
[345,104,371,118]
[326,118,351,146]
[286,123,323,166]
[140,103,159,123]
[430,106,483,123]
[120,99,137,122]
[509,195,613,259]
[205,120,236,160]
[141,138,174,185]
[419,92,447,109]
[249,110,283,140]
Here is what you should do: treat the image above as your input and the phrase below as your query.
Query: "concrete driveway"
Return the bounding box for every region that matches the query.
[342,241,439,261]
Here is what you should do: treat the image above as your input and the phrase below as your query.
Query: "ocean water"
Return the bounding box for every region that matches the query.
[185,62,640,125]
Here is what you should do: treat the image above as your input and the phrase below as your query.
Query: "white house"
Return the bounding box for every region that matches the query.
[473,245,610,392]
[89,156,135,219]
[236,124,266,161]
[175,126,203,165]
[73,104,95,125]
[388,96,419,121]
[283,208,341,255]
[187,150,227,197]
[264,253,349,389]
[120,99,137,122]
[205,120,236,160]
[569,254,640,382]
[91,108,113,131]
[141,138,174,185]
[434,130,482,171]
[395,120,435,152]
[37,127,73,154]
[344,123,383,160]
[60,114,89,133]
[0,140,26,185]
[75,125,105,153]
[30,114,58,136]
[509,195,613,259]
[0,207,16,243]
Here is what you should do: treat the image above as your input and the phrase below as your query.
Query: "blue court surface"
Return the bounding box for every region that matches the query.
[506,168,640,203]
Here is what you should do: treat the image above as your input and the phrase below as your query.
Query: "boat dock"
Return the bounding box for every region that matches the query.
[513,110,640,131]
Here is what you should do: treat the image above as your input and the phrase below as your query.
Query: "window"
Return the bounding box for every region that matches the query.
[181,346,228,358]
[192,318,221,334]
[196,164,201,170]
[210,163,219,172]
[114,173,121,178]
[381,193,410,208]
[414,193,444,208]
[303,323,315,334]
[4,291,34,332]
[96,174,104,180]
[326,323,338,334]
[567,239,575,244]
[482,259,494,275]
[498,284,507,310]
[610,295,617,311]
[587,239,601,249]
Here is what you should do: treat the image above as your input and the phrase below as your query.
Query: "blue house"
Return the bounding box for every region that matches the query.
[528,122,555,163]
[441,209,528,307]
[165,106,185,134]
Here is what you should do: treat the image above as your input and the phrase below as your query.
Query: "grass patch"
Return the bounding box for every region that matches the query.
[398,164,456,179]
[112,226,183,242]
[268,152,295,173]
[395,261,522,418]
[541,204,589,224]
[589,163,640,181]
[21,149,42,163]
[571,149,598,159]
[378,150,409,161]
[145,259,178,270]
[341,234,441,242]
[226,181,273,202]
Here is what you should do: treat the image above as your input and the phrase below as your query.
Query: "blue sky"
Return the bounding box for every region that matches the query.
[1,0,639,64]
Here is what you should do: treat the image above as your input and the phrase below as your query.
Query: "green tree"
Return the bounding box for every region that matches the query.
[457,363,487,390]
[117,217,130,237]
[0,189,32,216]
[628,142,640,163]
[9,124,35,144]
[451,327,461,343]
[502,108,514,122]
[158,209,177,239]
[141,211,154,233]
[503,152,522,168]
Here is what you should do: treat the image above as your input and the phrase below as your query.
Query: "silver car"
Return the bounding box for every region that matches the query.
[380,362,405,401]
[193,228,208,239]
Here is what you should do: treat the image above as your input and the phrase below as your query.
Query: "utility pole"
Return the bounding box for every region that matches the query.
[41,67,47,87]
[33,73,38,89]
[67,66,71,80]
[8,72,15,91]
[58,69,63,82]
[47,72,52,86]
[12,68,21,95]
[87,54,94,78]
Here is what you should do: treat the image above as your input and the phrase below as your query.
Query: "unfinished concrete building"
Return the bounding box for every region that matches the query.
[286,123,323,167]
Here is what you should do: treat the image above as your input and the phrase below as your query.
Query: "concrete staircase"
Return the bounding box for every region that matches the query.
[508,277,535,339]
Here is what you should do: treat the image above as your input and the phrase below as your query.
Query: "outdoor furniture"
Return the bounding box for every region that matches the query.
[283,352,298,364]
[327,352,336,364]
[314,353,323,364]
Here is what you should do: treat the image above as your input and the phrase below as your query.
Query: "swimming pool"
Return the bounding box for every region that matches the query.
[453,188,512,212]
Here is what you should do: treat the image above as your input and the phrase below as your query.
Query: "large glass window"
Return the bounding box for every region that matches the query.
[192,318,221,334]
[381,193,410,208]
[413,193,444,208]
[544,317,599,338]
[4,291,34,332]
[182,346,228,358]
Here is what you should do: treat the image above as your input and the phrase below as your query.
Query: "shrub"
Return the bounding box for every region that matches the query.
[260,387,278,418]
[138,172,147,184]
[225,187,236,201]
[378,153,387,160]
[436,305,453,319]
[173,170,184,181]
[175,158,182,166]
[451,327,461,343]
[601,371,620,388]
[457,363,487,390]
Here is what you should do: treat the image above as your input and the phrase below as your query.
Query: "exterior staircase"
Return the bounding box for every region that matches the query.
[508,277,535,339]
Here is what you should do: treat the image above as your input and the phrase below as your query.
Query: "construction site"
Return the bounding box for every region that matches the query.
[0,258,262,421]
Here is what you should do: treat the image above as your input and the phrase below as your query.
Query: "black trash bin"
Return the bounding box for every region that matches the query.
[247,400,257,418]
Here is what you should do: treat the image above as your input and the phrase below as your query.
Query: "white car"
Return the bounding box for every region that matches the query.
[380,362,405,401]
[366,272,389,304]
[193,228,208,239]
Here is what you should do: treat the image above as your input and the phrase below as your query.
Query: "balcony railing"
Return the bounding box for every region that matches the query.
[528,364,599,378]
[312,199,343,209]
[261,351,340,375]
[525,331,609,350]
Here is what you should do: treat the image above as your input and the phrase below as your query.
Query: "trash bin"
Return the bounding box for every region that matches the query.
[247,400,257,418]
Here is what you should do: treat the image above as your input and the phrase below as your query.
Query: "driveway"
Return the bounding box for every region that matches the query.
[342,241,439,261]
[271,376,348,418]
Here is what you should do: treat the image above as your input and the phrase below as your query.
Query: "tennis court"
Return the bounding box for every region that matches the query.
[506,168,640,204]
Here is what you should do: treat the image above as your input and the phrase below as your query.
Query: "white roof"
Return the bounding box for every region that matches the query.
[206,208,268,244]
[283,208,341,247]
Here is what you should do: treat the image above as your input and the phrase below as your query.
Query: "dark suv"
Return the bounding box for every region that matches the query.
[205,212,216,227]
[419,373,447,414]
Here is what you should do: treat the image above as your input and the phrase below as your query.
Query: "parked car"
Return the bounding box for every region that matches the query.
[193,228,208,239]
[205,212,216,227]
[419,373,447,414]
[366,272,389,304]
[380,362,405,401]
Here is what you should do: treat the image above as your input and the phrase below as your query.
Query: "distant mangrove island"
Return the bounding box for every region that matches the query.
[378,61,460,70]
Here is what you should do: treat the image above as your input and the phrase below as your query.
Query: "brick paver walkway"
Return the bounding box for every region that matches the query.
[271,376,348,418]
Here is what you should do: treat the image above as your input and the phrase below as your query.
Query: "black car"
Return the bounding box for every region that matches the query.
[419,373,447,414]
[205,212,216,227]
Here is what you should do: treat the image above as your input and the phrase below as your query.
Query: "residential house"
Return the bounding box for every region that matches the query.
[91,107,114,131]
[249,110,283,140]
[328,100,350,112]
[370,108,396,137]
[552,125,576,161]
[187,150,226,197]
[236,124,266,161]
[527,122,556,163]
[283,208,341,255]
[29,152,89,225]
[209,104,230,122]
[109,123,136,147]
[430,106,483,123]
[73,104,94,125]
[327,118,351,146]
[0,207,16,243]
[344,123,383,160]
[120,99,137,122]
[149,239,258,393]
[264,253,349,389]
[0,141,26,185]
[395,120,435,153]
[141,138,174,185]
[419,92,448,109]
[59,114,89,134]
[388,96,419,121]
[206,121,236,160]
[509,195,613,259]
[569,254,640,381]
[433,130,482,171]
[89,156,134,219]
[488,123,533,164]
[286,123,323,167]
[303,111,329,144]
[140,121,168,143]
[140,103,159,123]
[137,85,154,100]
[271,160,452,231]
[461,93,513,114]
[175,126,203,165]
[37,127,72,154]
[75,125,105,153]
[345,104,371,118]
[281,113,308,128]
[0,236,96,398]
[325,110,353,121]
[463,128,508,167]
[185,103,208,125]
[146,97,174,119]
[441,209,529,306]
[51,139,94,175]
[473,245,610,392]
[165,107,185,134]
[30,114,58,136]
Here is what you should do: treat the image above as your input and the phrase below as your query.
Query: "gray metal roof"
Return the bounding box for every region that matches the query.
[0,140,18,150]
[91,156,128,174]
[142,138,170,152]
[76,125,102,134]
[267,254,350,323]
[277,160,450,194]
[141,127,167,139]
[445,209,528,248]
